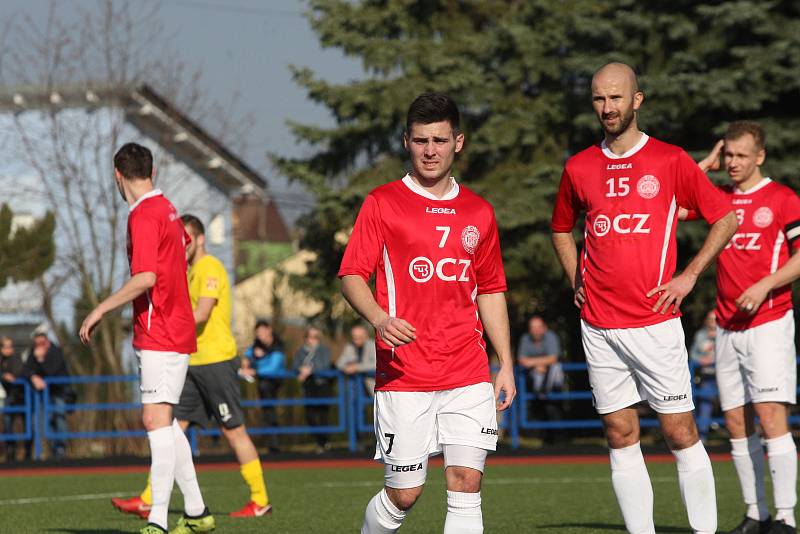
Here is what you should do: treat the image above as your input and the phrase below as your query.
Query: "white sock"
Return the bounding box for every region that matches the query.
[672,441,717,534]
[361,488,406,534]
[443,491,482,534]
[609,442,655,534]
[172,420,206,516]
[147,426,176,530]
[730,435,769,521]
[766,433,797,527]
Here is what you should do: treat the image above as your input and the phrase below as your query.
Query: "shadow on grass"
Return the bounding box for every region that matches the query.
[535,524,687,532]
[45,530,131,534]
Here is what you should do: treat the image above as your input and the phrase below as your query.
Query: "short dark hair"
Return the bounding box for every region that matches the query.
[725,121,766,150]
[405,92,461,135]
[255,319,271,329]
[114,143,153,180]
[180,214,205,236]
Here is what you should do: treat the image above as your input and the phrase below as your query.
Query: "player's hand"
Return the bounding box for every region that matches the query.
[698,139,724,173]
[375,316,416,348]
[494,365,516,412]
[574,285,586,309]
[79,308,104,344]
[647,272,697,315]
[736,281,770,316]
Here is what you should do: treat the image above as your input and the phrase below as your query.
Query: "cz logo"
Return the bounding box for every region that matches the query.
[593,214,651,237]
[409,257,471,283]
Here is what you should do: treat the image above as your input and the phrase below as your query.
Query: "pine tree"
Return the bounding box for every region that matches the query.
[0,204,55,288]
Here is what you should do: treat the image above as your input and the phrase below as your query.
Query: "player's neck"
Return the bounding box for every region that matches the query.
[190,248,206,266]
[125,180,155,207]
[603,127,643,156]
[409,172,454,199]
[734,169,765,192]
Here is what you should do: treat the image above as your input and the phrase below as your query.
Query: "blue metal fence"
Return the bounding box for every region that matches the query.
[8,358,800,459]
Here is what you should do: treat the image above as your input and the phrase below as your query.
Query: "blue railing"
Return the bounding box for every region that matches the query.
[11,357,800,459]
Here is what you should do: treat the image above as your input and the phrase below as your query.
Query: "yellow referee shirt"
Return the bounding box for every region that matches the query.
[187,254,237,366]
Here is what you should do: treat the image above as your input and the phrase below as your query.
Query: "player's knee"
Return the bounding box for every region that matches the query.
[604,422,639,448]
[445,466,481,493]
[385,486,423,511]
[662,419,699,449]
[221,424,246,441]
[753,403,787,437]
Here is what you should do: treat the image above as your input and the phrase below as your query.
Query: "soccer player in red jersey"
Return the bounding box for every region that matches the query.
[551,63,738,534]
[339,92,516,534]
[79,143,214,534]
[693,122,800,534]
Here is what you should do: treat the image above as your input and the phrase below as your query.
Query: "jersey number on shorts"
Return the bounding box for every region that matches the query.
[384,432,396,455]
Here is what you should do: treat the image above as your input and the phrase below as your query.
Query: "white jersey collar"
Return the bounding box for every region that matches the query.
[402,173,460,201]
[601,133,650,160]
[734,177,772,195]
[129,189,163,212]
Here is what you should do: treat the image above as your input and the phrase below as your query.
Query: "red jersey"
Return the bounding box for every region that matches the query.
[714,179,800,331]
[127,190,197,354]
[338,175,507,392]
[551,135,731,329]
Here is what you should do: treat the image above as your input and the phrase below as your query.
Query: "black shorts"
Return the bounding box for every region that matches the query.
[174,358,245,429]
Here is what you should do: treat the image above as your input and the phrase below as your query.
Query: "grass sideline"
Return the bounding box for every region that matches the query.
[0,458,773,533]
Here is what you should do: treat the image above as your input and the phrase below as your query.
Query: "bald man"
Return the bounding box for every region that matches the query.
[551,62,738,534]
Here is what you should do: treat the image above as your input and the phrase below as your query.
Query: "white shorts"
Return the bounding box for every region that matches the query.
[581,318,694,415]
[716,310,797,412]
[136,349,190,405]
[373,382,497,466]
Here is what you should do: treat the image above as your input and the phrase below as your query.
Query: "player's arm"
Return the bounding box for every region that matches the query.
[647,210,738,314]
[551,232,585,308]
[79,272,156,343]
[737,243,800,315]
[477,292,516,411]
[193,297,216,324]
[341,275,416,347]
[678,140,725,221]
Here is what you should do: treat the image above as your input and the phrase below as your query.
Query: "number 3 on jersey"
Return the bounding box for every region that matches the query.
[606,177,630,197]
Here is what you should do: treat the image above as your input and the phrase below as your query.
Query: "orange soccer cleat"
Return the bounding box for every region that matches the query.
[229,501,273,518]
[111,495,151,519]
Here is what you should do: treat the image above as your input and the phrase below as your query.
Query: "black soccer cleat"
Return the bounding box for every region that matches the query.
[766,520,797,534]
[724,516,773,534]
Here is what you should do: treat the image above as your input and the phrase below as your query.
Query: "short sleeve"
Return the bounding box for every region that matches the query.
[551,167,581,232]
[780,190,800,250]
[474,208,507,295]
[129,213,159,275]
[544,331,560,357]
[197,261,223,300]
[674,150,731,224]
[338,194,384,280]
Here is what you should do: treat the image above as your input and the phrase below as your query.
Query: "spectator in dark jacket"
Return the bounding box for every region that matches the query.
[241,320,286,453]
[1,336,30,461]
[24,331,72,459]
[293,326,333,453]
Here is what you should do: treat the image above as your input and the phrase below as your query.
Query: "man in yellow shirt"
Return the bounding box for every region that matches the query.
[112,214,272,520]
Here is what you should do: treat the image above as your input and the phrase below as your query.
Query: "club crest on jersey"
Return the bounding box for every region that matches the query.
[636,175,660,199]
[461,226,480,254]
[753,207,774,228]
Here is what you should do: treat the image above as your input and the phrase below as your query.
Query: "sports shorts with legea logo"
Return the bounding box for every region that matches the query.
[174,358,245,429]
[716,309,797,411]
[136,349,190,405]
[581,318,694,415]
[373,382,497,465]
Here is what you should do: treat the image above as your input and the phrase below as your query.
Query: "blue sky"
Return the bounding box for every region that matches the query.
[0,0,364,222]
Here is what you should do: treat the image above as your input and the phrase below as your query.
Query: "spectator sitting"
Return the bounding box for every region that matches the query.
[293,326,333,454]
[517,316,565,442]
[1,336,30,461]
[24,328,73,459]
[336,325,377,396]
[689,310,717,443]
[241,319,285,453]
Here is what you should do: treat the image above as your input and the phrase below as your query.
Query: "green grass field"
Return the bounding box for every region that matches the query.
[0,459,776,533]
